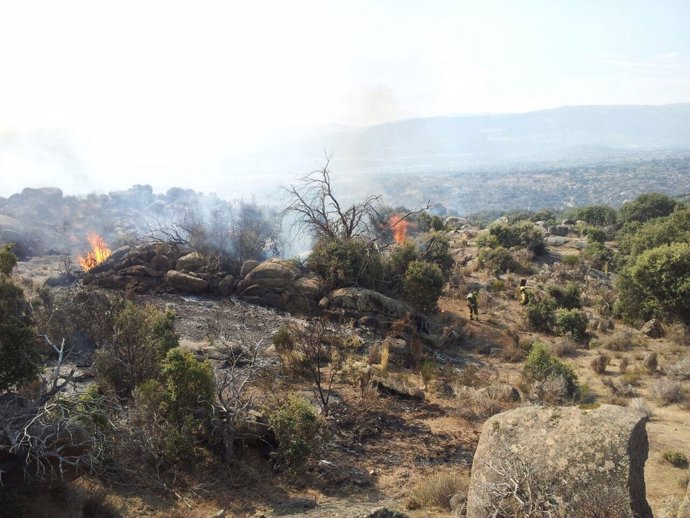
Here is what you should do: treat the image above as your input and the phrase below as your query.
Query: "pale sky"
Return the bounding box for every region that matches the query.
[1,0,689,195]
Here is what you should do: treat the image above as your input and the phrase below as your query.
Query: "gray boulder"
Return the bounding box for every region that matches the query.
[176,251,206,272]
[320,288,413,322]
[236,259,320,312]
[166,270,208,294]
[548,225,570,237]
[240,259,260,277]
[466,405,652,518]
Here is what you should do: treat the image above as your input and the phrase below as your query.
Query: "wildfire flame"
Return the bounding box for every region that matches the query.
[78,233,111,271]
[388,214,412,243]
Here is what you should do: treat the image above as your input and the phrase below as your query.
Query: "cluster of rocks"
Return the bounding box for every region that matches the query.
[81,244,419,326]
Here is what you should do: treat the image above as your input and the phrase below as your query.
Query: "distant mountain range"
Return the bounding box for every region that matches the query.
[243,103,690,174]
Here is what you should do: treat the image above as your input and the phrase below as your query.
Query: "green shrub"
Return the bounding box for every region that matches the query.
[478,246,519,275]
[662,451,689,469]
[561,254,580,268]
[546,284,581,309]
[576,205,618,226]
[617,242,690,324]
[524,299,556,333]
[420,232,454,277]
[487,220,546,255]
[308,237,383,290]
[582,242,614,271]
[619,192,678,224]
[0,274,40,392]
[403,260,445,312]
[0,244,18,276]
[272,326,295,353]
[269,395,323,472]
[618,205,690,258]
[554,308,588,341]
[583,226,607,244]
[95,301,179,396]
[161,348,215,422]
[523,342,578,397]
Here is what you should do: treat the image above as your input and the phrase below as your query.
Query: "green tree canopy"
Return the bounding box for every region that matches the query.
[619,192,678,224]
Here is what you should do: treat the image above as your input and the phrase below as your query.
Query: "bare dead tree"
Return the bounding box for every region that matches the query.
[290,321,345,416]
[283,157,383,241]
[213,338,262,464]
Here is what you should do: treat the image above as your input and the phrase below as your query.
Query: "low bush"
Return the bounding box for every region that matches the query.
[668,358,690,380]
[590,354,610,374]
[268,395,323,473]
[550,339,578,358]
[95,301,179,397]
[662,451,689,469]
[524,299,556,333]
[600,330,642,352]
[403,260,446,312]
[643,352,657,374]
[546,284,581,309]
[651,379,684,406]
[554,308,588,341]
[308,237,384,290]
[406,471,469,511]
[523,342,578,398]
[272,326,294,353]
[478,246,519,275]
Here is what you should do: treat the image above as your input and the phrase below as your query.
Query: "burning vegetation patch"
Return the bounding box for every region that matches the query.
[78,233,111,271]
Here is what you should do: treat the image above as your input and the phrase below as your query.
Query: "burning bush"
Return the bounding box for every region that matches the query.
[78,233,112,271]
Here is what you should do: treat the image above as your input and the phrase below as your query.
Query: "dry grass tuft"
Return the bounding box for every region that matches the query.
[406,471,469,511]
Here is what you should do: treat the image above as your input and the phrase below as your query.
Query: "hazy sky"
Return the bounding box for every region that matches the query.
[1,0,689,195]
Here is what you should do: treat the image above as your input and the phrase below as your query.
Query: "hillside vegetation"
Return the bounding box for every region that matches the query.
[0,184,689,518]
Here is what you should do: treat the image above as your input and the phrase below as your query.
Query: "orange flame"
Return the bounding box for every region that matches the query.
[78,233,111,271]
[388,214,412,243]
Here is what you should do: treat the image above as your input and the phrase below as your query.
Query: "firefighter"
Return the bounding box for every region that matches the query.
[519,278,530,306]
[466,290,479,320]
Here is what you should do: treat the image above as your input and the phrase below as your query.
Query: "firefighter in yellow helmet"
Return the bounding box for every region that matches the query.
[466,290,479,320]
[519,278,530,306]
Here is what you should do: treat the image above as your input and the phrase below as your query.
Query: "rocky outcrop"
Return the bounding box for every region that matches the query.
[466,405,652,518]
[319,288,413,323]
[547,225,570,237]
[236,258,322,313]
[166,270,209,294]
[176,251,206,272]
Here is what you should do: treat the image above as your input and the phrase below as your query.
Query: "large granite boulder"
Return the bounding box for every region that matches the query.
[466,405,652,518]
[176,251,206,272]
[166,270,209,294]
[319,287,413,322]
[236,258,321,312]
